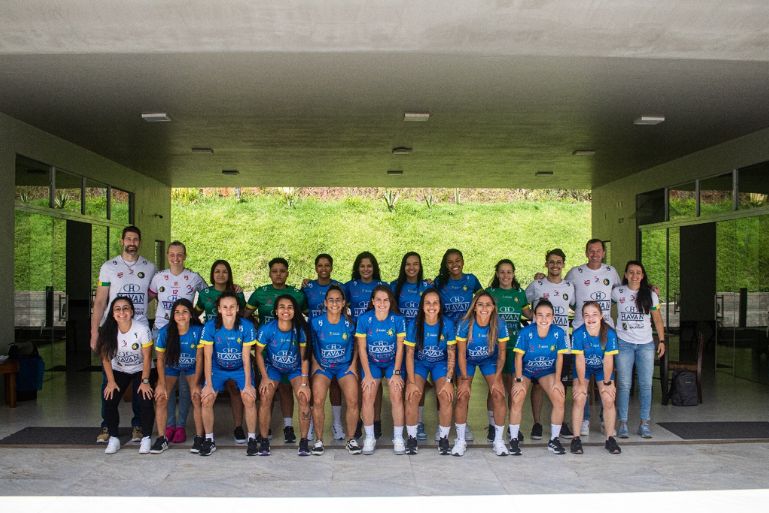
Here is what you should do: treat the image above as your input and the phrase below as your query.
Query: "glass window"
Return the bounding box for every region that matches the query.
[85,179,108,219]
[54,169,83,215]
[737,161,769,210]
[636,188,666,225]
[110,187,131,224]
[699,172,734,215]
[15,156,51,208]
[668,182,697,220]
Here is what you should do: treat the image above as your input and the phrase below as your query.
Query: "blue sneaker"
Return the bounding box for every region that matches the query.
[638,422,653,439]
[416,422,427,441]
[618,422,629,439]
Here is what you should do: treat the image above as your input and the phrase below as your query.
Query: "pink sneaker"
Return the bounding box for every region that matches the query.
[172,426,187,443]
[165,426,176,442]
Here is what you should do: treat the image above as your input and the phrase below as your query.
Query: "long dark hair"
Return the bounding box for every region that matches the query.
[394,252,424,300]
[210,259,235,291]
[215,290,242,330]
[351,251,382,281]
[462,291,499,354]
[414,288,444,353]
[489,258,521,289]
[97,296,135,361]
[325,284,352,322]
[437,248,463,290]
[622,260,653,314]
[582,301,609,348]
[273,294,312,362]
[165,298,201,367]
[366,284,400,315]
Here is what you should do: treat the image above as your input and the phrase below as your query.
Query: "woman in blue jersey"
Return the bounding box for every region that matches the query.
[391,252,431,321]
[98,296,155,455]
[254,294,312,456]
[509,300,569,456]
[452,291,510,457]
[150,298,205,454]
[404,288,456,455]
[570,301,621,454]
[199,291,259,457]
[434,249,483,325]
[356,285,407,455]
[345,251,388,322]
[310,285,362,455]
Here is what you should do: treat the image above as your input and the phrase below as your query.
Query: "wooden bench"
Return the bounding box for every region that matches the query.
[0,360,19,408]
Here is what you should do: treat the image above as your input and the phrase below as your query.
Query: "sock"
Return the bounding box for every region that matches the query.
[509,424,520,439]
[205,433,214,441]
[364,425,375,438]
[283,417,293,428]
[551,424,562,439]
[439,425,450,438]
[456,423,466,441]
[487,410,495,425]
[406,425,418,438]
[494,425,504,442]
[332,405,343,425]
[248,432,256,440]
[418,406,424,423]
[393,425,404,440]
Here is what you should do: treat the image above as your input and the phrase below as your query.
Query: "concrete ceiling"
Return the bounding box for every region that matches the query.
[3,0,769,188]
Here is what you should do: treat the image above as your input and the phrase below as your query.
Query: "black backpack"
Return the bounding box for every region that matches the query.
[669,371,698,406]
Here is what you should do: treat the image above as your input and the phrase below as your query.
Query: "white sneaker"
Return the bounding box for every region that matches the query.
[105,436,121,454]
[451,438,467,456]
[392,437,406,455]
[464,425,474,441]
[581,420,590,437]
[362,436,376,455]
[139,436,151,454]
[493,439,509,456]
[332,424,346,441]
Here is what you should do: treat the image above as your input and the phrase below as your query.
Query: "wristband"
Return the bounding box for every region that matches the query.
[392,369,402,376]
[514,377,523,383]
[141,378,150,385]
[603,380,613,386]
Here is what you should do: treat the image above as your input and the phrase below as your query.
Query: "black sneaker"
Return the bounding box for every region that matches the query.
[354,420,363,439]
[149,436,168,454]
[406,435,418,455]
[284,426,297,444]
[374,420,382,440]
[486,424,495,443]
[199,439,216,456]
[560,422,574,439]
[233,426,246,444]
[246,437,258,456]
[570,437,584,454]
[438,436,450,455]
[258,437,271,456]
[298,438,310,456]
[346,438,362,455]
[508,438,522,456]
[530,422,543,440]
[605,436,622,454]
[547,437,566,455]
[190,435,204,454]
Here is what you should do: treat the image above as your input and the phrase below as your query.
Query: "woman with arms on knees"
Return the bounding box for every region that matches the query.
[150,298,205,454]
[404,288,456,455]
[509,300,569,456]
[452,291,509,457]
[356,285,407,455]
[569,301,621,454]
[310,285,362,455]
[98,296,155,454]
[254,294,313,456]
[198,291,259,456]
[613,260,665,439]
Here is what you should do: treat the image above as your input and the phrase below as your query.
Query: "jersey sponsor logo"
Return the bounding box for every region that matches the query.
[585,354,603,367]
[526,356,555,369]
[320,344,347,359]
[122,284,141,293]
[468,345,491,359]
[583,279,591,287]
[117,272,124,279]
[216,348,242,362]
[419,346,445,360]
[271,352,298,366]
[590,291,607,300]
[116,352,142,366]
[368,341,395,355]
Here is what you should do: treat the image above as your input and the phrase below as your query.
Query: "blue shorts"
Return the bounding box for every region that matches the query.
[523,368,555,380]
[314,366,356,381]
[362,361,403,380]
[413,360,448,381]
[574,367,615,383]
[466,358,497,378]
[164,366,193,378]
[208,368,255,393]
[266,363,303,383]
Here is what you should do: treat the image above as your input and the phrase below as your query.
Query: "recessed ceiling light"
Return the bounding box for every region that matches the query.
[634,115,665,125]
[387,169,404,175]
[404,112,430,122]
[392,146,413,155]
[192,146,214,154]
[222,169,240,175]
[535,170,554,176]
[572,149,596,156]
[141,112,171,122]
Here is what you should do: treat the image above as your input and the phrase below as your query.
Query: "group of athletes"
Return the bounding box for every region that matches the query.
[92,226,666,458]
